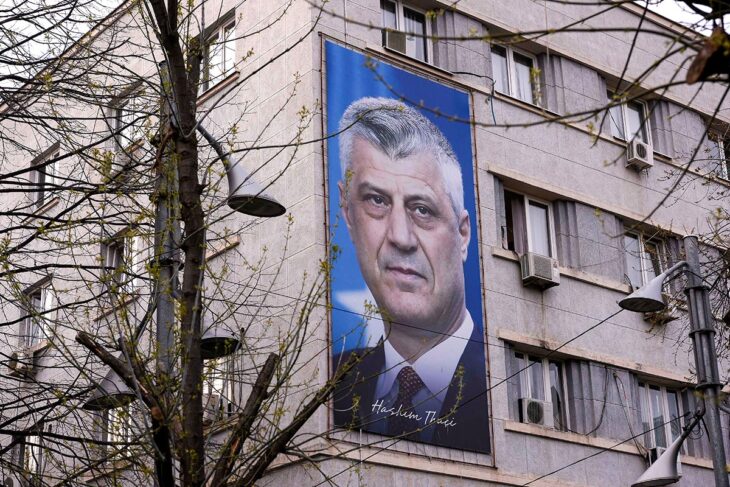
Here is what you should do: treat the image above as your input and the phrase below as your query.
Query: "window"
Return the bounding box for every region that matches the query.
[514,352,569,430]
[607,92,651,144]
[503,189,555,258]
[491,45,539,104]
[29,150,58,209]
[708,132,730,180]
[105,404,133,457]
[203,358,233,424]
[22,433,43,477]
[203,21,236,91]
[637,383,684,451]
[624,232,666,287]
[115,97,144,148]
[381,0,431,63]
[20,282,54,348]
[101,230,141,295]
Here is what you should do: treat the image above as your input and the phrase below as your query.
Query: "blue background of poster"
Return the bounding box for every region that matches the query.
[326,40,483,353]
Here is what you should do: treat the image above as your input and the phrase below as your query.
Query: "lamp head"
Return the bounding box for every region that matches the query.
[82,368,136,411]
[631,434,684,487]
[226,161,285,217]
[619,262,687,313]
[201,324,241,360]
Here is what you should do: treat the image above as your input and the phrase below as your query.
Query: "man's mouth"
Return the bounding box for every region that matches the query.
[386,266,425,279]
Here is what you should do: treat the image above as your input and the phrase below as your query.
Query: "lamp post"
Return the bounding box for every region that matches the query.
[620,235,729,487]
[82,62,286,480]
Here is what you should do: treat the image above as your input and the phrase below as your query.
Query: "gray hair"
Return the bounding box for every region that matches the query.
[338,97,465,216]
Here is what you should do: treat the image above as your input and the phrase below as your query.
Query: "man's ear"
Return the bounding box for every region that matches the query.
[459,210,470,262]
[338,180,353,232]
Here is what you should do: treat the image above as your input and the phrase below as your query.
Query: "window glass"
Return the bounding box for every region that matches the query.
[549,361,565,429]
[639,383,652,446]
[491,46,509,95]
[513,52,535,104]
[381,0,397,28]
[709,136,730,179]
[667,390,681,443]
[528,201,551,257]
[24,434,41,474]
[223,24,235,73]
[650,385,666,448]
[205,23,235,90]
[624,234,643,287]
[643,239,663,282]
[626,102,647,143]
[528,356,545,400]
[607,93,626,140]
[31,164,48,207]
[403,7,426,62]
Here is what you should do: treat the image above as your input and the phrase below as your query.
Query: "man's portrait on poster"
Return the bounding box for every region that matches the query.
[331,96,490,453]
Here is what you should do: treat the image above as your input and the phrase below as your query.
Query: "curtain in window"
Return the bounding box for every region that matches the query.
[513,52,534,104]
[491,46,509,95]
[403,8,426,62]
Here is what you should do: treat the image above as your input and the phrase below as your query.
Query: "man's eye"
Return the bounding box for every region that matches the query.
[367,195,386,206]
[413,205,432,217]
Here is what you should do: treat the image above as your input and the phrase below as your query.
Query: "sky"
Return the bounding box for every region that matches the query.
[647,0,714,34]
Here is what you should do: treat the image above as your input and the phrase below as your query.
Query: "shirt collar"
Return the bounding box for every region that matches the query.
[375,312,473,404]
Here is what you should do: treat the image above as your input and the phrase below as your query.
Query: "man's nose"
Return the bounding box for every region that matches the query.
[386,204,418,252]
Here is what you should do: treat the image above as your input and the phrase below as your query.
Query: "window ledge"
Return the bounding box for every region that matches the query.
[490,246,630,294]
[25,339,51,355]
[491,90,558,117]
[20,197,60,225]
[504,419,713,469]
[206,235,240,260]
[198,70,240,105]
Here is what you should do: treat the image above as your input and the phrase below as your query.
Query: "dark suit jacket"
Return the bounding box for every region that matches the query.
[332,323,490,453]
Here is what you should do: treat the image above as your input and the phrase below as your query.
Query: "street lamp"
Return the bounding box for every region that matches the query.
[621,235,729,487]
[82,63,285,407]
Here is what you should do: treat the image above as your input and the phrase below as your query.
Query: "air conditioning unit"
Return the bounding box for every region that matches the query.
[384,30,407,55]
[519,397,554,428]
[649,446,682,476]
[519,252,560,289]
[626,139,654,170]
[203,393,224,425]
[8,350,34,377]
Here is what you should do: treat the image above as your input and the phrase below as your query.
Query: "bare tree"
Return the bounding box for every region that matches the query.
[1,1,729,486]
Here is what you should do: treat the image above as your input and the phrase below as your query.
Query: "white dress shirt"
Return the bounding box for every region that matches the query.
[370,312,473,436]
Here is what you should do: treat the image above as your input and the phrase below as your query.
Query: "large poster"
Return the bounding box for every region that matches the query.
[327,41,490,454]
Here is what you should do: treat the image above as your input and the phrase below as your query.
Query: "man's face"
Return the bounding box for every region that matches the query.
[340,138,470,335]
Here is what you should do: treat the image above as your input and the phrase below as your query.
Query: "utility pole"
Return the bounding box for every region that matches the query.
[684,235,729,487]
[151,60,178,486]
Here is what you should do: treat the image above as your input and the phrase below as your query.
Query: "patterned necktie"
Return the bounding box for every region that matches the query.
[390,366,426,437]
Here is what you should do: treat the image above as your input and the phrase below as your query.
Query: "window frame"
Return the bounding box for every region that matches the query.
[504,189,557,259]
[20,280,53,349]
[708,132,730,180]
[637,382,686,452]
[101,229,142,295]
[23,433,43,476]
[105,404,134,458]
[623,231,667,287]
[491,44,540,105]
[203,357,234,423]
[29,150,59,209]
[203,20,236,92]
[380,0,433,64]
[514,352,570,431]
[606,92,652,146]
[114,96,145,149]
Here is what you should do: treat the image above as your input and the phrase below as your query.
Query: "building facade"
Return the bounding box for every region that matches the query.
[1,1,729,486]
